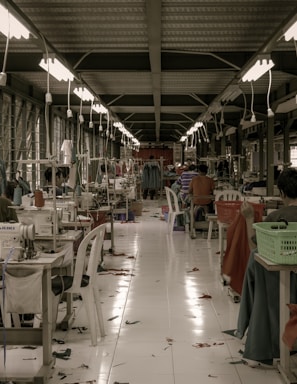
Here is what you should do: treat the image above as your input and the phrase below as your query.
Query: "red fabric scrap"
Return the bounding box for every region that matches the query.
[282,303,297,350]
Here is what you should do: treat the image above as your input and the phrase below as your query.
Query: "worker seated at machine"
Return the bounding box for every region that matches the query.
[0,181,19,223]
[188,164,215,222]
[43,167,65,196]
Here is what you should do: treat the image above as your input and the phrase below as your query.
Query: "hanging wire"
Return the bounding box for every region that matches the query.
[67,78,72,117]
[213,114,220,139]
[99,113,103,132]
[105,117,110,151]
[241,90,247,122]
[1,10,10,75]
[40,34,51,158]
[200,126,206,142]
[197,127,201,143]
[203,123,210,143]
[220,107,224,125]
[250,81,256,121]
[192,132,197,148]
[267,69,274,117]
[77,98,83,155]
[89,99,93,127]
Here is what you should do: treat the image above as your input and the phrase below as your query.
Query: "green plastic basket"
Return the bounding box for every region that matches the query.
[253,222,297,264]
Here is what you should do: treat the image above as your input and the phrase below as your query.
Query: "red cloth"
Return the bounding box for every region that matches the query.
[282,304,297,350]
[222,213,250,295]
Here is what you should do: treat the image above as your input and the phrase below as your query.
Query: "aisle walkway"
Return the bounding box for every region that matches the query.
[1,199,284,383]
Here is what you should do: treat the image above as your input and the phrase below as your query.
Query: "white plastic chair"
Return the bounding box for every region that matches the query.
[164,186,185,233]
[64,223,106,345]
[215,189,242,203]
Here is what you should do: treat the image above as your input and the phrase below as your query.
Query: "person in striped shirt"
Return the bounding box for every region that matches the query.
[177,164,198,207]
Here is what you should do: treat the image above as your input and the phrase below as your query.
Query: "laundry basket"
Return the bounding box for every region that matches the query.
[215,201,264,225]
[253,222,297,264]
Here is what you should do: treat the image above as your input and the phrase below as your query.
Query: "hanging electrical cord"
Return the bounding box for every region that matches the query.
[197,127,201,143]
[99,112,103,132]
[220,106,225,125]
[200,125,206,142]
[240,90,247,124]
[190,132,195,148]
[95,158,102,187]
[106,117,110,138]
[267,69,274,117]
[213,114,220,140]
[89,100,94,128]
[203,123,210,143]
[67,79,73,118]
[0,10,10,86]
[77,97,83,156]
[112,126,116,141]
[250,81,256,122]
[105,117,110,151]
[185,136,188,151]
[39,34,53,158]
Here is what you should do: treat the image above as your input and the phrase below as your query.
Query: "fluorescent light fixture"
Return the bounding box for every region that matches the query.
[73,87,94,102]
[225,126,237,136]
[241,119,263,130]
[220,85,242,102]
[208,101,222,114]
[242,55,275,82]
[284,21,297,41]
[92,103,108,114]
[275,95,297,113]
[0,4,31,39]
[39,54,74,82]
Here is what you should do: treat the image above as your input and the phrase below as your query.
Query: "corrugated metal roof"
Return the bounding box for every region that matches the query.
[1,0,297,142]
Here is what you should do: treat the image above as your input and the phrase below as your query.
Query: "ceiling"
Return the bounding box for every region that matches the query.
[2,0,297,145]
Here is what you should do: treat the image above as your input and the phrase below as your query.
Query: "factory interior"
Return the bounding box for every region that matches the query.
[2,1,297,384]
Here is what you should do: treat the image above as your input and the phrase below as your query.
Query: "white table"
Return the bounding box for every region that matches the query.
[255,253,297,384]
[0,254,64,383]
[35,229,82,242]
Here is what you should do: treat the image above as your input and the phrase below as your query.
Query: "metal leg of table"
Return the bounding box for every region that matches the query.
[278,270,297,384]
[110,207,115,252]
[190,200,196,239]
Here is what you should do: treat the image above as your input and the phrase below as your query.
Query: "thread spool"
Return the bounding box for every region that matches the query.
[34,189,44,208]
[13,186,22,206]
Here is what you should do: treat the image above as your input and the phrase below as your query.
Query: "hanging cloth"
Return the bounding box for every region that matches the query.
[221,212,250,295]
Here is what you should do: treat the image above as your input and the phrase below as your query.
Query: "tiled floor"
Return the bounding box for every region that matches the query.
[1,199,285,383]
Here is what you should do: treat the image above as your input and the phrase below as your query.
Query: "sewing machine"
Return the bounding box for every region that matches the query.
[44,199,76,222]
[0,222,35,261]
[17,207,63,236]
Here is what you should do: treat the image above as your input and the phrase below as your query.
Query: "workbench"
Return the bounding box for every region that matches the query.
[0,254,64,383]
[255,253,297,383]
